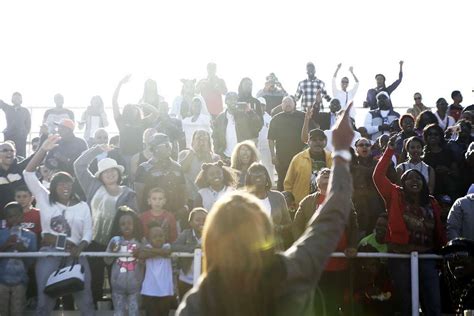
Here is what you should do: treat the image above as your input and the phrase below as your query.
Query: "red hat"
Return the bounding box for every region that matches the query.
[55,118,75,131]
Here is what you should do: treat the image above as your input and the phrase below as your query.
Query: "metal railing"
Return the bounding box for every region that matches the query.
[0,249,441,316]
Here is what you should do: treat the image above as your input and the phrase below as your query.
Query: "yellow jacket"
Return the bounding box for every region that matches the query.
[284,148,332,205]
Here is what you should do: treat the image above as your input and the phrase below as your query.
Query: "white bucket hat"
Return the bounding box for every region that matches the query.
[94,158,125,178]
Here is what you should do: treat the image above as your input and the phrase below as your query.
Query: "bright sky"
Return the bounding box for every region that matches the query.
[1,0,473,132]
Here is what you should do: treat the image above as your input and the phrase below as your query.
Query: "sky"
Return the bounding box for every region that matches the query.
[0,0,473,133]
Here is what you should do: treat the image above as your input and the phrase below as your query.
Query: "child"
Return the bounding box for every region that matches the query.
[0,202,37,316]
[140,187,177,243]
[194,161,236,211]
[15,185,42,239]
[105,206,144,316]
[172,208,207,299]
[136,222,175,316]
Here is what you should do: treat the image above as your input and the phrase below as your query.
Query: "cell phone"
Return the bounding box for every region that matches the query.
[55,233,67,250]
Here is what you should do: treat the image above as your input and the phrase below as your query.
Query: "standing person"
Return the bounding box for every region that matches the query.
[245,163,293,250]
[74,144,137,306]
[364,61,404,110]
[212,92,262,161]
[422,124,459,200]
[112,75,159,167]
[181,96,211,149]
[0,141,33,212]
[170,79,198,120]
[78,95,109,145]
[23,135,95,316]
[295,62,330,112]
[332,64,359,118]
[256,73,288,114]
[172,208,207,299]
[136,223,175,316]
[0,202,37,316]
[130,128,157,183]
[134,133,188,225]
[178,130,220,203]
[284,128,332,206]
[230,140,260,188]
[105,207,144,316]
[196,62,228,118]
[176,103,355,316]
[449,90,464,121]
[194,161,236,211]
[86,129,126,178]
[364,91,400,141]
[396,136,436,194]
[373,136,447,316]
[268,96,313,191]
[350,138,387,235]
[407,92,429,119]
[42,93,75,134]
[256,98,275,185]
[140,79,164,109]
[0,93,31,157]
[433,98,455,131]
[155,101,186,159]
[238,77,263,116]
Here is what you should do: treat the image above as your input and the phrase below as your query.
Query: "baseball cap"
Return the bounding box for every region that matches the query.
[54,118,75,131]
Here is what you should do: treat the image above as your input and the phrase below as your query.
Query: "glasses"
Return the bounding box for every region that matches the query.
[356,143,371,147]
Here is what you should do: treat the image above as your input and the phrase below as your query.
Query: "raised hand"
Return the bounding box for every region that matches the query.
[41,134,61,151]
[349,66,354,73]
[119,74,132,85]
[304,106,314,121]
[332,103,355,151]
[337,63,342,69]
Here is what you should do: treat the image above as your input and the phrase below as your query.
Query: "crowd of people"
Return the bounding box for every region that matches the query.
[0,61,473,315]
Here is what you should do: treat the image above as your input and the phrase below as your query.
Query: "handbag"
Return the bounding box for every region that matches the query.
[44,257,85,298]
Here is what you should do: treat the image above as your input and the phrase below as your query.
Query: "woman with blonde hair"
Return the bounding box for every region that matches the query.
[177,104,355,316]
[230,140,260,187]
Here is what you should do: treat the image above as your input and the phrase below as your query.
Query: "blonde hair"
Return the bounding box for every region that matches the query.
[230,140,260,171]
[201,191,275,315]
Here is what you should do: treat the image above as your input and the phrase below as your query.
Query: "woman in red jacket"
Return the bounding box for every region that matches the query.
[373,136,446,316]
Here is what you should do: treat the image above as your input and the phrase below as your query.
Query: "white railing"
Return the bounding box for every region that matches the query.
[0,250,442,316]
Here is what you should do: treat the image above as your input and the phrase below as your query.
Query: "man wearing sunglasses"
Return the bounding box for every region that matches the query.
[407,92,429,119]
[332,63,359,118]
[134,133,188,225]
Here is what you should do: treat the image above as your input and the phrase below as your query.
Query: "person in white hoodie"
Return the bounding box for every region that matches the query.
[181,96,211,148]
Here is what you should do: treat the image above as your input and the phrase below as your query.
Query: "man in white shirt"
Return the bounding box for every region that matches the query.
[332,63,359,118]
[364,91,400,141]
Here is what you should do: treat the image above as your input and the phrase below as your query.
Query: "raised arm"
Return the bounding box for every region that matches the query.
[349,66,359,83]
[73,145,108,196]
[386,61,404,93]
[373,137,398,203]
[333,63,342,78]
[301,107,313,144]
[112,74,131,123]
[283,103,354,292]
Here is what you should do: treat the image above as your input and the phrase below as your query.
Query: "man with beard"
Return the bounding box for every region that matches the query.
[268,96,315,191]
[212,92,263,162]
[134,133,188,224]
[284,128,332,205]
[364,91,400,141]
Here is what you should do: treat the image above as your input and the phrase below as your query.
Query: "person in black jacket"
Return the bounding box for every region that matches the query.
[212,92,263,162]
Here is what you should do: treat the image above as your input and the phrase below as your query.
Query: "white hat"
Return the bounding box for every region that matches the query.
[94,158,125,178]
[376,91,390,100]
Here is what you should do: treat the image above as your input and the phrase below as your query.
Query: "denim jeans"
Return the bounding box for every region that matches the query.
[388,258,441,316]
